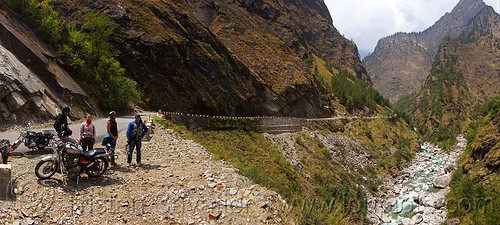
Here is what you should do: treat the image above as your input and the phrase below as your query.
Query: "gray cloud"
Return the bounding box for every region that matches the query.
[324,0,500,58]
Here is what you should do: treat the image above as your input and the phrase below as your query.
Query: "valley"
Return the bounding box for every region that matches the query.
[0,0,499,224]
[368,136,466,224]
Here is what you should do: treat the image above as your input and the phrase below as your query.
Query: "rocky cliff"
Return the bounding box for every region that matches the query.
[364,0,488,103]
[45,0,367,117]
[0,12,93,126]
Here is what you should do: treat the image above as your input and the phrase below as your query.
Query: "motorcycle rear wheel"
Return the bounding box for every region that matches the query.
[35,159,57,179]
[85,157,108,178]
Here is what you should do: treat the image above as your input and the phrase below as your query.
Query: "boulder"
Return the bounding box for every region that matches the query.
[414,193,426,204]
[412,205,426,214]
[0,164,12,199]
[6,92,26,111]
[402,218,412,225]
[379,213,391,223]
[433,174,452,188]
[387,197,397,206]
[412,214,424,224]
[445,164,455,173]
[423,194,445,209]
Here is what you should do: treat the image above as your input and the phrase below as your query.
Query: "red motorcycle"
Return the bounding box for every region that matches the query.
[35,138,113,184]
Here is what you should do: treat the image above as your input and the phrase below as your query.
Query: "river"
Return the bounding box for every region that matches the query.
[367,135,466,224]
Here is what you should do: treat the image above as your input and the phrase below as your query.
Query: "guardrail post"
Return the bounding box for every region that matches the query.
[0,164,12,199]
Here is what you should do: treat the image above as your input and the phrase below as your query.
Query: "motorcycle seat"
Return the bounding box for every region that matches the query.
[81,148,107,159]
[41,130,54,136]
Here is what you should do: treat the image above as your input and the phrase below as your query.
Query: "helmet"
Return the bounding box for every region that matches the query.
[109,111,116,117]
[62,105,71,113]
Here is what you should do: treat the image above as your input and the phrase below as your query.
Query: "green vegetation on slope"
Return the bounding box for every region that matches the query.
[346,118,419,173]
[446,96,500,224]
[413,54,473,149]
[308,55,389,112]
[393,92,418,127]
[446,168,500,224]
[3,0,139,110]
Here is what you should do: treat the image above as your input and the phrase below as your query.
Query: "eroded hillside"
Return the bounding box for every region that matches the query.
[166,115,420,223]
[43,0,368,117]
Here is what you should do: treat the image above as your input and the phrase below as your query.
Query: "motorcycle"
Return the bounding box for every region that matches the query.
[11,130,55,152]
[34,138,113,184]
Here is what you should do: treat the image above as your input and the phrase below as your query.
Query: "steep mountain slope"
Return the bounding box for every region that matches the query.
[411,5,500,143]
[0,12,93,125]
[44,0,368,117]
[364,0,488,103]
[412,40,475,142]
[446,97,500,224]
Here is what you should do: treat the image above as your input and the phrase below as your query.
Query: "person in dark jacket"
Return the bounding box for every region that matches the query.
[126,115,148,167]
[53,105,76,144]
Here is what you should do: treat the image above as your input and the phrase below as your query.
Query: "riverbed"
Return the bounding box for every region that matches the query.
[367,135,466,224]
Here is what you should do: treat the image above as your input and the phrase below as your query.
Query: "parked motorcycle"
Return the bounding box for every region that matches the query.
[35,138,113,184]
[11,130,55,152]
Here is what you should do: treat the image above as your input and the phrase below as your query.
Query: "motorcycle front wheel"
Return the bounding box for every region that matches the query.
[85,157,108,178]
[35,159,57,179]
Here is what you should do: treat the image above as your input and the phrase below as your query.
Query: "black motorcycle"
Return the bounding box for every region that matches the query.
[35,138,113,184]
[11,130,55,152]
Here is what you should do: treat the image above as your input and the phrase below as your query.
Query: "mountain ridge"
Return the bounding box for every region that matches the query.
[410,4,500,144]
[364,0,489,103]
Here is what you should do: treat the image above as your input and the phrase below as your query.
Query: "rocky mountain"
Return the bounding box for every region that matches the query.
[364,0,489,103]
[35,0,368,117]
[0,13,93,126]
[390,6,500,223]
[412,5,500,140]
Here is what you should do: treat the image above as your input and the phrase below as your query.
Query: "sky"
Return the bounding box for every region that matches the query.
[323,0,500,58]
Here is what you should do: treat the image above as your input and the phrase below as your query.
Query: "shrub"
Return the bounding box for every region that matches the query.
[363,127,373,140]
[369,181,378,192]
[322,147,331,160]
[447,168,500,224]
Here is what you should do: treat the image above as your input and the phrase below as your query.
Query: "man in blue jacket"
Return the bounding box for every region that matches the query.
[126,115,149,167]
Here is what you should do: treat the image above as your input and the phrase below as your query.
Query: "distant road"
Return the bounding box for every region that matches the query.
[1,112,154,153]
[306,116,392,121]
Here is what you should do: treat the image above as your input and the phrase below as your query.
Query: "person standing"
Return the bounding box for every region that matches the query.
[79,114,95,151]
[102,111,118,167]
[126,115,149,167]
[54,105,77,144]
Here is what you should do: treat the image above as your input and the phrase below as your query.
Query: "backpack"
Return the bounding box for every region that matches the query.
[131,123,143,140]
